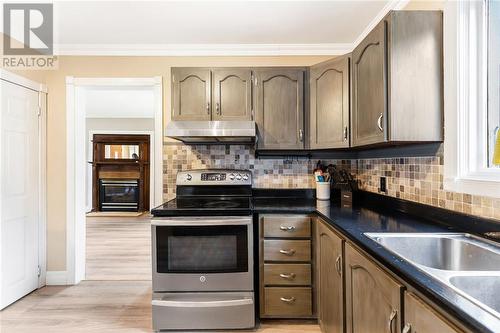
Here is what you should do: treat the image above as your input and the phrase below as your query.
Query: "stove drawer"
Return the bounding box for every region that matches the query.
[152,292,255,331]
[264,264,311,285]
[263,215,311,238]
[264,240,311,262]
[264,287,312,317]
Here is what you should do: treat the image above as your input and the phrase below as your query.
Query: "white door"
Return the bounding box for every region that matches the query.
[0,79,40,309]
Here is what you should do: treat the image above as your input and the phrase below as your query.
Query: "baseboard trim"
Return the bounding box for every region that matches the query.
[46,271,68,285]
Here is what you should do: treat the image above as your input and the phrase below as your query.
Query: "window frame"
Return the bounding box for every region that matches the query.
[444,0,500,198]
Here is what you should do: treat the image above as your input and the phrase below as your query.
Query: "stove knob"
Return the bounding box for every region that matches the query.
[229,173,235,180]
[185,174,192,181]
[236,174,242,180]
[243,174,249,180]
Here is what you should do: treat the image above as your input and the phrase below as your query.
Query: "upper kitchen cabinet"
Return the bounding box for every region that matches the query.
[254,68,305,150]
[171,68,252,121]
[351,11,443,147]
[310,56,350,149]
[171,68,211,121]
[212,69,252,121]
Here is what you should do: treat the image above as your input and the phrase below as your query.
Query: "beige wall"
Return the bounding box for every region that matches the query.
[404,0,445,10]
[25,55,330,271]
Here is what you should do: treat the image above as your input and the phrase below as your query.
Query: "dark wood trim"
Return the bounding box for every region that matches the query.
[91,134,150,212]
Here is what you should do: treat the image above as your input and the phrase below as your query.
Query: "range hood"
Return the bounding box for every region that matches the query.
[165,121,256,144]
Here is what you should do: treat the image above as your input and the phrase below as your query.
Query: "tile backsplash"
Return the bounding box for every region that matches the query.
[163,144,500,222]
[356,156,500,221]
[162,144,353,200]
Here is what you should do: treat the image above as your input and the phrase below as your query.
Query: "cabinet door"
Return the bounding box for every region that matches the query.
[212,69,252,121]
[171,68,211,121]
[317,221,344,333]
[310,56,350,149]
[254,69,305,149]
[403,292,463,333]
[351,21,387,146]
[345,243,402,333]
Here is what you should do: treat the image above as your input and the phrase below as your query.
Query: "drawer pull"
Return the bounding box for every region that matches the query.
[280,225,296,232]
[279,273,296,280]
[280,297,296,304]
[279,249,296,256]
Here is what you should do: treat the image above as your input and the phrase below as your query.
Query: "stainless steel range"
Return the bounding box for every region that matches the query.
[150,169,255,331]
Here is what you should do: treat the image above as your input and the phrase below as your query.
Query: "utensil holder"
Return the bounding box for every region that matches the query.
[316,182,331,201]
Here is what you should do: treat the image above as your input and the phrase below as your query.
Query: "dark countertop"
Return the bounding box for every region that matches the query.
[253,191,500,333]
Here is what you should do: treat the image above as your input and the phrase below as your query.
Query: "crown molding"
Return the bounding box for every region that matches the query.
[53,43,354,56]
[352,0,410,47]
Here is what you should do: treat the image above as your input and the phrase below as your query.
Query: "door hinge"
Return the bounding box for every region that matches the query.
[37,106,41,117]
[37,265,41,277]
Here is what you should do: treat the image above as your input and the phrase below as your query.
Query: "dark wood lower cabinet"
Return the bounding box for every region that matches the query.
[345,243,403,333]
[403,292,463,333]
[316,220,344,333]
[259,214,314,319]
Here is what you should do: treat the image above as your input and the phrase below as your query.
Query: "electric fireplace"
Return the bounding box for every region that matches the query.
[99,179,139,212]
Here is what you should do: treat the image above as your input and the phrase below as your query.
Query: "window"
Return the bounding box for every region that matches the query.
[444,0,500,197]
[488,0,500,168]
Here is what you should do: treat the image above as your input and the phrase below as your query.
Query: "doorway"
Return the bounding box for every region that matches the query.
[0,71,47,309]
[66,77,162,284]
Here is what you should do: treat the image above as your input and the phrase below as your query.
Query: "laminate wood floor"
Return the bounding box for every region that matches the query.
[86,215,152,281]
[0,281,320,333]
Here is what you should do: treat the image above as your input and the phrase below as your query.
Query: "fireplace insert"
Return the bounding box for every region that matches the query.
[99,179,139,212]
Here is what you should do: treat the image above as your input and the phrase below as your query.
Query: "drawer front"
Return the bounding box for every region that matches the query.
[264,264,311,286]
[263,215,311,238]
[264,240,311,262]
[264,287,312,317]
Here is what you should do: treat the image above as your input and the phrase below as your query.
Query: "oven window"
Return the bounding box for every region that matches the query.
[156,225,248,273]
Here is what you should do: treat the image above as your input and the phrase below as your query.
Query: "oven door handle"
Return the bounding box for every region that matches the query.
[152,298,253,308]
[151,217,252,226]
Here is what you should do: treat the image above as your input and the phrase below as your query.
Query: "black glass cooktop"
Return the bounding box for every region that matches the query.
[151,196,252,216]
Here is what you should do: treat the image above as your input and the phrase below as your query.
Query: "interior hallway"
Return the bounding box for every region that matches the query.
[85,215,152,281]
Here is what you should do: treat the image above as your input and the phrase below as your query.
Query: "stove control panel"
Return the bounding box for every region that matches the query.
[201,173,226,181]
[176,170,252,185]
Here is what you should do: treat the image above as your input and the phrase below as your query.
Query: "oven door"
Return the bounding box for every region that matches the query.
[151,216,253,292]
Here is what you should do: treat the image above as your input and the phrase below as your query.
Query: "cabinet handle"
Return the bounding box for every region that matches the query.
[343,126,348,142]
[280,297,296,303]
[206,102,210,114]
[299,129,304,142]
[402,323,411,333]
[279,249,296,256]
[280,225,296,232]
[279,273,296,280]
[215,102,220,115]
[388,309,397,333]
[335,255,342,275]
[377,113,384,132]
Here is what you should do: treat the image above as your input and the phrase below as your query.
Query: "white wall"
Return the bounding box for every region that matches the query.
[85,118,155,211]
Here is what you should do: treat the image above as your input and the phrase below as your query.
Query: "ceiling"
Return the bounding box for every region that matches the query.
[50,1,408,55]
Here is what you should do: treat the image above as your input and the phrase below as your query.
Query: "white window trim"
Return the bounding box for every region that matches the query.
[444,0,500,198]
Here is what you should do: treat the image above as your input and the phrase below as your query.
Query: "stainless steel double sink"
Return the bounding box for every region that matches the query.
[364,233,500,319]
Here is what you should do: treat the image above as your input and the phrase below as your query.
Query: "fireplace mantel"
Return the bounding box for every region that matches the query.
[91,134,150,212]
